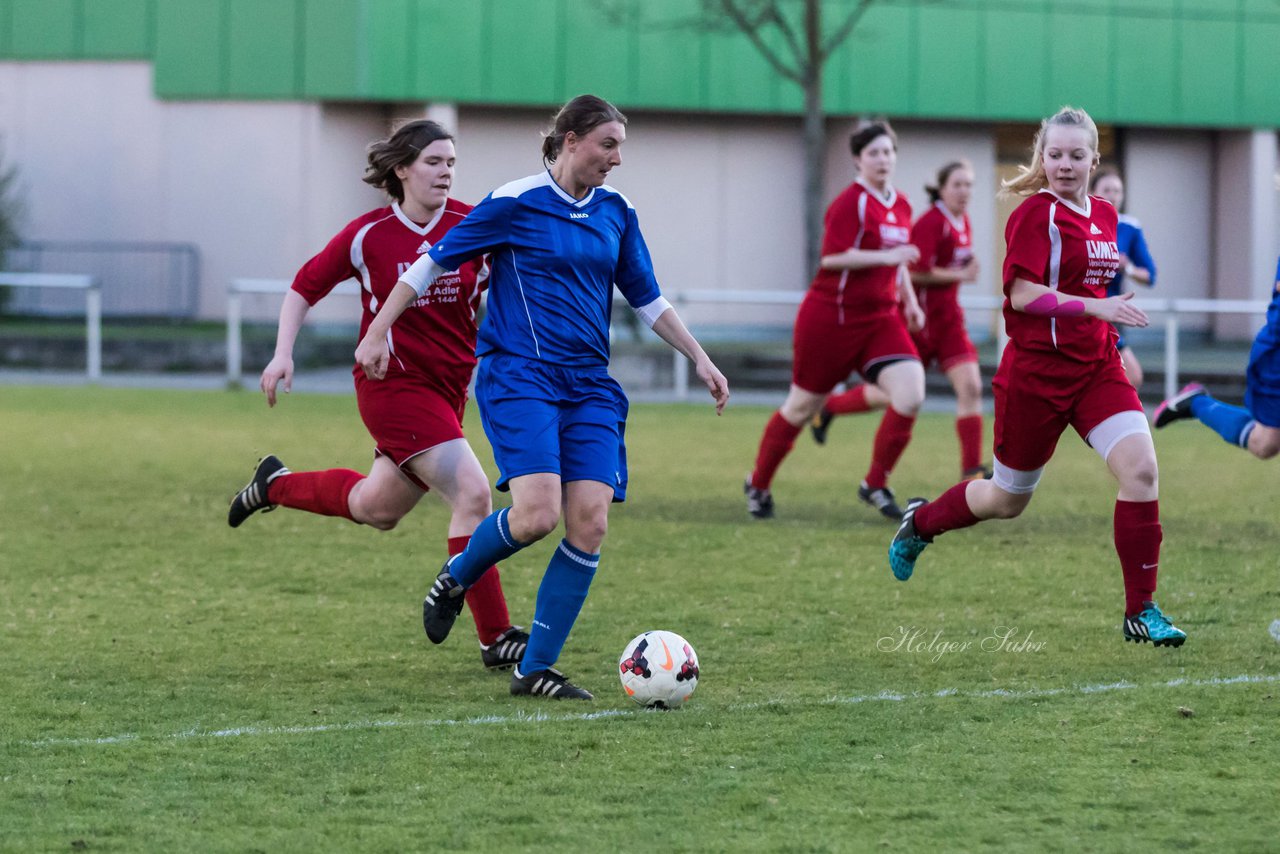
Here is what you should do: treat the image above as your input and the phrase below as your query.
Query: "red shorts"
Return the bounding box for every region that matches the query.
[791,297,919,393]
[354,370,468,490]
[912,310,978,372]
[992,345,1141,471]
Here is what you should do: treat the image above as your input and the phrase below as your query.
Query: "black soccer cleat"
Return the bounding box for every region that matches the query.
[480,626,529,671]
[227,455,290,528]
[810,408,835,445]
[510,666,594,700]
[744,476,775,519]
[422,558,466,644]
[1152,382,1207,429]
[858,481,903,521]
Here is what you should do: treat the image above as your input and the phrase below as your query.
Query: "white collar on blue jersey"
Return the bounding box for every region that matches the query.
[545,170,596,208]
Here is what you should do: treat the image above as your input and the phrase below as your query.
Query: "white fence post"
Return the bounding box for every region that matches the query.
[86,284,102,381]
[227,290,243,387]
[0,273,99,381]
[226,278,362,389]
[1164,310,1179,403]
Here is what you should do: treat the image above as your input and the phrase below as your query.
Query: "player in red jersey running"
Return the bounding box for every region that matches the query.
[227,120,529,672]
[889,107,1187,648]
[811,160,988,481]
[745,123,925,521]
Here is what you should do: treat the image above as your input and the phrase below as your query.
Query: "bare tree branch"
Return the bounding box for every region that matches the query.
[715,0,805,84]
[820,0,877,62]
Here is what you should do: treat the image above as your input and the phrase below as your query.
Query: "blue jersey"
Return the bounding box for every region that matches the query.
[1105,214,1157,298]
[426,171,663,368]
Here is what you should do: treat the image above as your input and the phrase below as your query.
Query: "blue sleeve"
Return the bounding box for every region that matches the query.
[427,194,513,271]
[613,206,662,308]
[1128,225,1157,285]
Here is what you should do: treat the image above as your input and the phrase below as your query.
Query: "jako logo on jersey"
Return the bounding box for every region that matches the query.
[1089,223,1102,235]
[569,212,589,219]
[415,240,432,254]
[1087,240,1119,261]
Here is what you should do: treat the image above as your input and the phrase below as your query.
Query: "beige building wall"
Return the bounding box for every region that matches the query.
[1,62,1274,340]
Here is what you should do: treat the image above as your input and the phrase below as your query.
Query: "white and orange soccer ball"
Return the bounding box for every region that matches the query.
[618,630,700,709]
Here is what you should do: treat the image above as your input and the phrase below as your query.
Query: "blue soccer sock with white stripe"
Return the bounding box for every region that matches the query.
[448,508,527,588]
[1189,395,1256,449]
[519,540,599,674]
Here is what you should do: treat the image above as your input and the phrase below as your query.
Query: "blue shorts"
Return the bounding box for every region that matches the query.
[476,353,629,501]
[1245,327,1280,428]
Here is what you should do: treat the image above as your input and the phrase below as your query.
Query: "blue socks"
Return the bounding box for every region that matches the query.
[448,508,526,588]
[520,540,599,674]
[1190,395,1256,448]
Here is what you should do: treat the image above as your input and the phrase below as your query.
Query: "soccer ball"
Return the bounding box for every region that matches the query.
[618,630,699,709]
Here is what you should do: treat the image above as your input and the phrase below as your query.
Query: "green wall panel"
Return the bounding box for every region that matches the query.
[1046,8,1113,120]
[154,0,226,97]
[10,0,76,58]
[1178,19,1238,126]
[83,0,152,57]
[980,10,1046,121]
[914,6,981,119]
[1114,15,1177,124]
[300,0,358,99]
[562,3,635,108]
[411,0,485,102]
[363,0,413,100]
[705,22,793,113]
[1241,22,1280,125]
[2,0,1279,128]
[227,0,299,98]
[485,0,561,106]
[631,0,704,110]
[836,4,913,115]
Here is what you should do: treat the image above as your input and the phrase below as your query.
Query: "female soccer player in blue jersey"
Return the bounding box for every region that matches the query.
[1153,256,1280,460]
[355,94,730,699]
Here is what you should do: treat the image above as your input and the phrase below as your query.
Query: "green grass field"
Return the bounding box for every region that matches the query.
[3,385,1277,852]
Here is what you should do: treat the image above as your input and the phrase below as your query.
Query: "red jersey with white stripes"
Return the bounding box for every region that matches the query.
[809,179,913,321]
[291,199,487,395]
[1002,190,1121,363]
[910,202,973,327]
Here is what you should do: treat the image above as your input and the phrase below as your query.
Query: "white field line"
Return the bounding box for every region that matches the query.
[20,671,1280,750]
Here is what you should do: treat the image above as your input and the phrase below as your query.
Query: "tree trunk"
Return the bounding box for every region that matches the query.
[801,0,825,277]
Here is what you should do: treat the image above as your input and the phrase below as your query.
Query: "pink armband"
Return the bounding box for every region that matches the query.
[1024,293,1085,317]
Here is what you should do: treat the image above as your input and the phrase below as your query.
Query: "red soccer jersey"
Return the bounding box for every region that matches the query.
[291,199,487,396]
[910,202,973,326]
[1001,191,1121,362]
[809,179,913,322]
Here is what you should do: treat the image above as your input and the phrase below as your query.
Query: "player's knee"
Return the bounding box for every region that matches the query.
[1123,461,1159,493]
[513,504,561,542]
[360,507,404,531]
[454,481,494,521]
[1252,438,1280,460]
[569,513,609,552]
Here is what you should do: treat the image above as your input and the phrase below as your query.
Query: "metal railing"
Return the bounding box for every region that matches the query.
[7,241,200,318]
[224,279,1269,402]
[0,272,101,380]
[665,290,1268,402]
[226,277,361,386]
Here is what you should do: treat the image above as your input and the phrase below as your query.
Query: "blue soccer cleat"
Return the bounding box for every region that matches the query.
[888,497,930,581]
[1122,601,1187,648]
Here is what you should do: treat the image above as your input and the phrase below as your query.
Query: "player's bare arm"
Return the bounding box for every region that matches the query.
[820,243,920,271]
[354,280,419,380]
[649,307,730,414]
[1009,278,1148,327]
[261,289,311,406]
